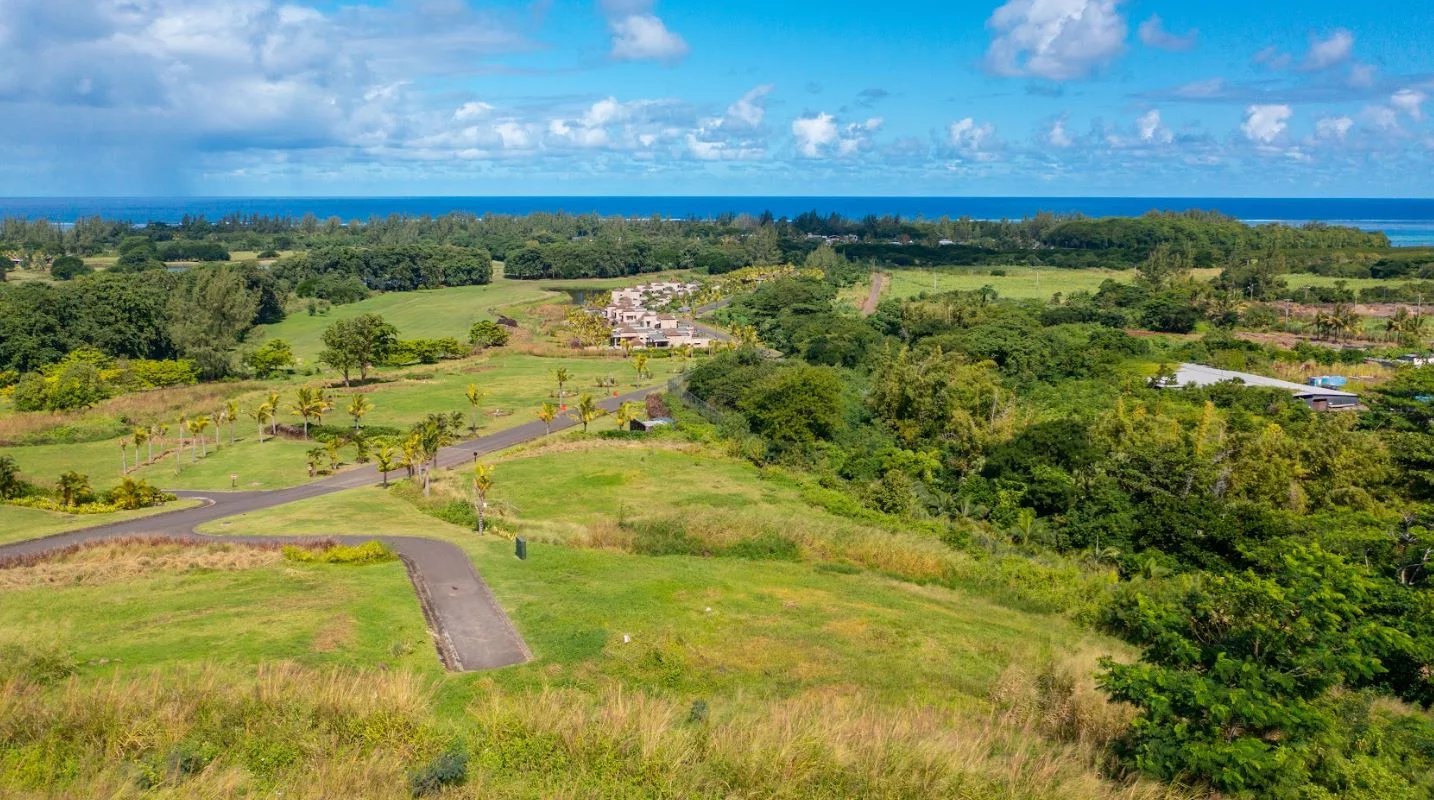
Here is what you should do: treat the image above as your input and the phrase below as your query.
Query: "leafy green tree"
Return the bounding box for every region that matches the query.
[468,320,510,348]
[167,264,261,379]
[49,255,91,280]
[615,401,641,430]
[108,477,165,510]
[737,365,845,451]
[1100,546,1409,799]
[0,455,26,499]
[319,313,398,386]
[243,339,296,378]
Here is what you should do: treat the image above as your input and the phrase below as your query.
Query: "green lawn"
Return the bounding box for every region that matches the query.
[0,550,432,674]
[0,499,201,546]
[857,266,1139,304]
[252,281,560,364]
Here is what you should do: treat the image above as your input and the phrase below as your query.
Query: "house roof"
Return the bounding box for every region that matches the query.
[1171,363,1359,398]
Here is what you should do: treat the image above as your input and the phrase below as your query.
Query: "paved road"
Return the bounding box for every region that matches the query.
[0,386,658,672]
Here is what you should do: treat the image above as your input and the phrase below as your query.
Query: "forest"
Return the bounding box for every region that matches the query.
[686,276,1434,799]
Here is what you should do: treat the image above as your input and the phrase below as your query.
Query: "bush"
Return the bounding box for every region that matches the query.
[0,643,78,684]
[50,256,92,280]
[409,747,468,797]
[468,319,511,348]
[282,541,397,565]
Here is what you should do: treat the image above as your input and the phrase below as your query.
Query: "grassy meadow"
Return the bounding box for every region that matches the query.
[0,499,201,547]
[0,436,1180,799]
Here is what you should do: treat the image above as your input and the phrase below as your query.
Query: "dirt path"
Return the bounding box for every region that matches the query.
[0,386,657,672]
[859,272,889,316]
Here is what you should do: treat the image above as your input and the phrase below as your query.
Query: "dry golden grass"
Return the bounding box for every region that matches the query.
[0,542,282,590]
[0,380,269,443]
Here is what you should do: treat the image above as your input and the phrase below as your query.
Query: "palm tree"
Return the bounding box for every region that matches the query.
[151,423,167,464]
[212,408,224,448]
[620,337,635,357]
[291,387,327,439]
[119,441,128,474]
[225,399,240,445]
[464,383,484,434]
[632,352,650,383]
[537,401,558,434]
[553,367,572,401]
[250,402,274,443]
[188,415,211,459]
[347,394,372,432]
[574,393,602,433]
[265,391,282,436]
[175,415,187,456]
[615,401,641,431]
[306,447,325,478]
[674,344,693,373]
[471,463,495,535]
[324,438,342,472]
[400,434,421,478]
[132,427,150,466]
[55,471,90,508]
[375,444,397,487]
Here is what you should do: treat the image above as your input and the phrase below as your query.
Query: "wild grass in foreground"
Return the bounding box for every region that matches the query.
[0,660,1196,799]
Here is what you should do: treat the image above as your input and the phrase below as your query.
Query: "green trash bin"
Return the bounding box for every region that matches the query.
[515,538,527,561]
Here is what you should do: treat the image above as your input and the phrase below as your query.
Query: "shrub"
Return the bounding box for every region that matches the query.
[50,255,92,280]
[282,541,397,565]
[409,747,468,797]
[0,643,78,684]
[468,319,511,348]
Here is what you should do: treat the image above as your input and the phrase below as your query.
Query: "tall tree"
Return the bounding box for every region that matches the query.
[346,394,372,432]
[166,264,261,379]
[464,383,484,434]
[574,393,602,432]
[319,313,399,386]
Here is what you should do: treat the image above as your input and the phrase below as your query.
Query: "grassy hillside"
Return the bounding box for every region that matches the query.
[1,457,1178,798]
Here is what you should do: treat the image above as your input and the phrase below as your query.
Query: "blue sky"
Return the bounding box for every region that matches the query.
[1,0,1432,196]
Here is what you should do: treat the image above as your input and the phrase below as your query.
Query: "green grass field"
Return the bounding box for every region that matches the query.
[851,266,1139,305]
[253,282,559,364]
[0,499,201,546]
[0,436,1167,798]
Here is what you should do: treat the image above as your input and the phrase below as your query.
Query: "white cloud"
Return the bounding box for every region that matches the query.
[1362,105,1400,131]
[726,84,774,128]
[1137,109,1171,143]
[1137,15,1196,52]
[791,113,878,157]
[453,102,494,122]
[494,122,533,150]
[1392,89,1427,121]
[1046,118,1074,148]
[1315,116,1354,141]
[1348,62,1377,88]
[1303,29,1354,71]
[1242,104,1292,143]
[793,113,838,157]
[949,118,996,149]
[985,0,1128,81]
[605,2,688,64]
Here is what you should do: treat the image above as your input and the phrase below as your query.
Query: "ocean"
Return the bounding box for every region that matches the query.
[3,196,1434,246]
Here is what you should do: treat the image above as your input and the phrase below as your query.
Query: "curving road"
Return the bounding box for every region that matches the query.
[0,386,660,672]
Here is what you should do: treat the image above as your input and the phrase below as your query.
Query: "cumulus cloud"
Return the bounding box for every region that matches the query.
[1392,88,1427,121]
[792,113,880,157]
[601,1,689,63]
[949,118,996,149]
[985,0,1128,81]
[1137,15,1197,52]
[1137,109,1172,143]
[1242,104,1292,143]
[1046,118,1074,148]
[1315,116,1354,141]
[1303,29,1354,71]
[685,85,773,161]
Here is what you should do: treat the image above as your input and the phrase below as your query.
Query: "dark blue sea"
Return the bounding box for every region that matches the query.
[3,196,1433,246]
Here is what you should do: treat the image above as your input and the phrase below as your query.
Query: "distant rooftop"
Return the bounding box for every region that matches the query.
[1171,363,1359,398]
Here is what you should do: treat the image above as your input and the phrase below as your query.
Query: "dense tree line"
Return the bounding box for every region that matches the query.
[272,244,492,292]
[689,277,1434,798]
[0,210,1399,284]
[0,263,281,380]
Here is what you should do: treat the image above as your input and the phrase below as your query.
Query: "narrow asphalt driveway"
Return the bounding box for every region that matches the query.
[0,386,658,672]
